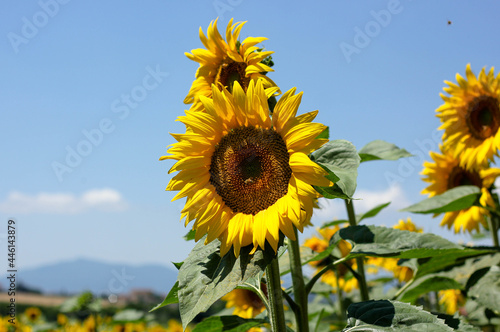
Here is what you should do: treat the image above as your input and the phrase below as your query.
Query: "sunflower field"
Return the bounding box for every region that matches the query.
[8,17,500,332]
[153,18,500,332]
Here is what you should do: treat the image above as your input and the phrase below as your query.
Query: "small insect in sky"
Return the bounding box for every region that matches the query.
[447,20,452,25]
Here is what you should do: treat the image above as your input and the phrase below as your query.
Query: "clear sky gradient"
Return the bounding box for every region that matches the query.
[1,1,499,278]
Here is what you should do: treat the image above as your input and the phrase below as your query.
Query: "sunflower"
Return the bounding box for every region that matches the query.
[303,225,359,293]
[436,64,500,170]
[438,289,466,315]
[421,148,500,233]
[166,320,190,332]
[222,284,267,319]
[367,218,421,282]
[184,18,278,111]
[161,80,330,257]
[24,307,42,323]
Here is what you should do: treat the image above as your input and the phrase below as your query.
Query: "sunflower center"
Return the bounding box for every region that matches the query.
[215,60,250,92]
[466,95,500,140]
[447,166,482,189]
[209,126,291,215]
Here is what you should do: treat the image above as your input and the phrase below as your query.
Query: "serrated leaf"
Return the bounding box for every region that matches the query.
[343,300,480,331]
[401,186,480,214]
[415,251,500,281]
[150,281,179,311]
[177,236,277,329]
[312,140,360,198]
[356,202,391,223]
[468,266,500,312]
[192,316,266,332]
[397,276,462,303]
[358,140,412,162]
[307,226,492,270]
[437,313,482,332]
[332,225,462,258]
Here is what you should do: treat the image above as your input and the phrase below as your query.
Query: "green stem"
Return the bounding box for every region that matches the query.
[344,199,370,302]
[489,214,500,247]
[335,269,346,321]
[288,227,309,332]
[392,277,414,300]
[265,255,287,332]
[305,262,334,294]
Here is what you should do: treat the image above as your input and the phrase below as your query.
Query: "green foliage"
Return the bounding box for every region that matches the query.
[59,292,101,313]
[397,276,462,303]
[192,316,267,332]
[316,126,329,140]
[321,203,391,229]
[330,225,489,259]
[112,309,149,323]
[355,202,391,223]
[184,229,196,241]
[344,300,480,331]
[467,266,500,313]
[312,140,361,199]
[306,225,493,274]
[401,186,480,214]
[358,140,412,162]
[176,236,278,329]
[150,281,180,311]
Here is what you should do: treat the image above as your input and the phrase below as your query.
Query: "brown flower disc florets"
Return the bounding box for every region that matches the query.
[215,60,250,92]
[209,126,291,215]
[466,95,500,140]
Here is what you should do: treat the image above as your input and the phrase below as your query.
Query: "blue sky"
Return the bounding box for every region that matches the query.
[1,1,499,283]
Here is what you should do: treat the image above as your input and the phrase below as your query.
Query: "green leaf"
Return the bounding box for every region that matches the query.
[397,276,462,303]
[311,308,330,332]
[401,186,480,214]
[358,140,412,162]
[184,229,196,241]
[312,139,360,198]
[415,251,500,281]
[172,261,183,270]
[309,225,493,271]
[192,316,266,332]
[177,236,278,329]
[150,281,180,311]
[356,202,391,223]
[320,219,349,229]
[317,126,329,140]
[343,300,480,331]
[467,266,500,312]
[332,225,462,258]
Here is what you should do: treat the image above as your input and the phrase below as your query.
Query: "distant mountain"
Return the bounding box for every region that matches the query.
[11,258,177,296]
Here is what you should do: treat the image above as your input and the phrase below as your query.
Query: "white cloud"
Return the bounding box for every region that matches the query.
[0,188,128,215]
[313,184,410,223]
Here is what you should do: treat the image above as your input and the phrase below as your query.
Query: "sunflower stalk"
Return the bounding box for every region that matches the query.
[265,255,287,332]
[344,199,370,301]
[288,227,310,332]
[335,269,346,321]
[490,212,500,247]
